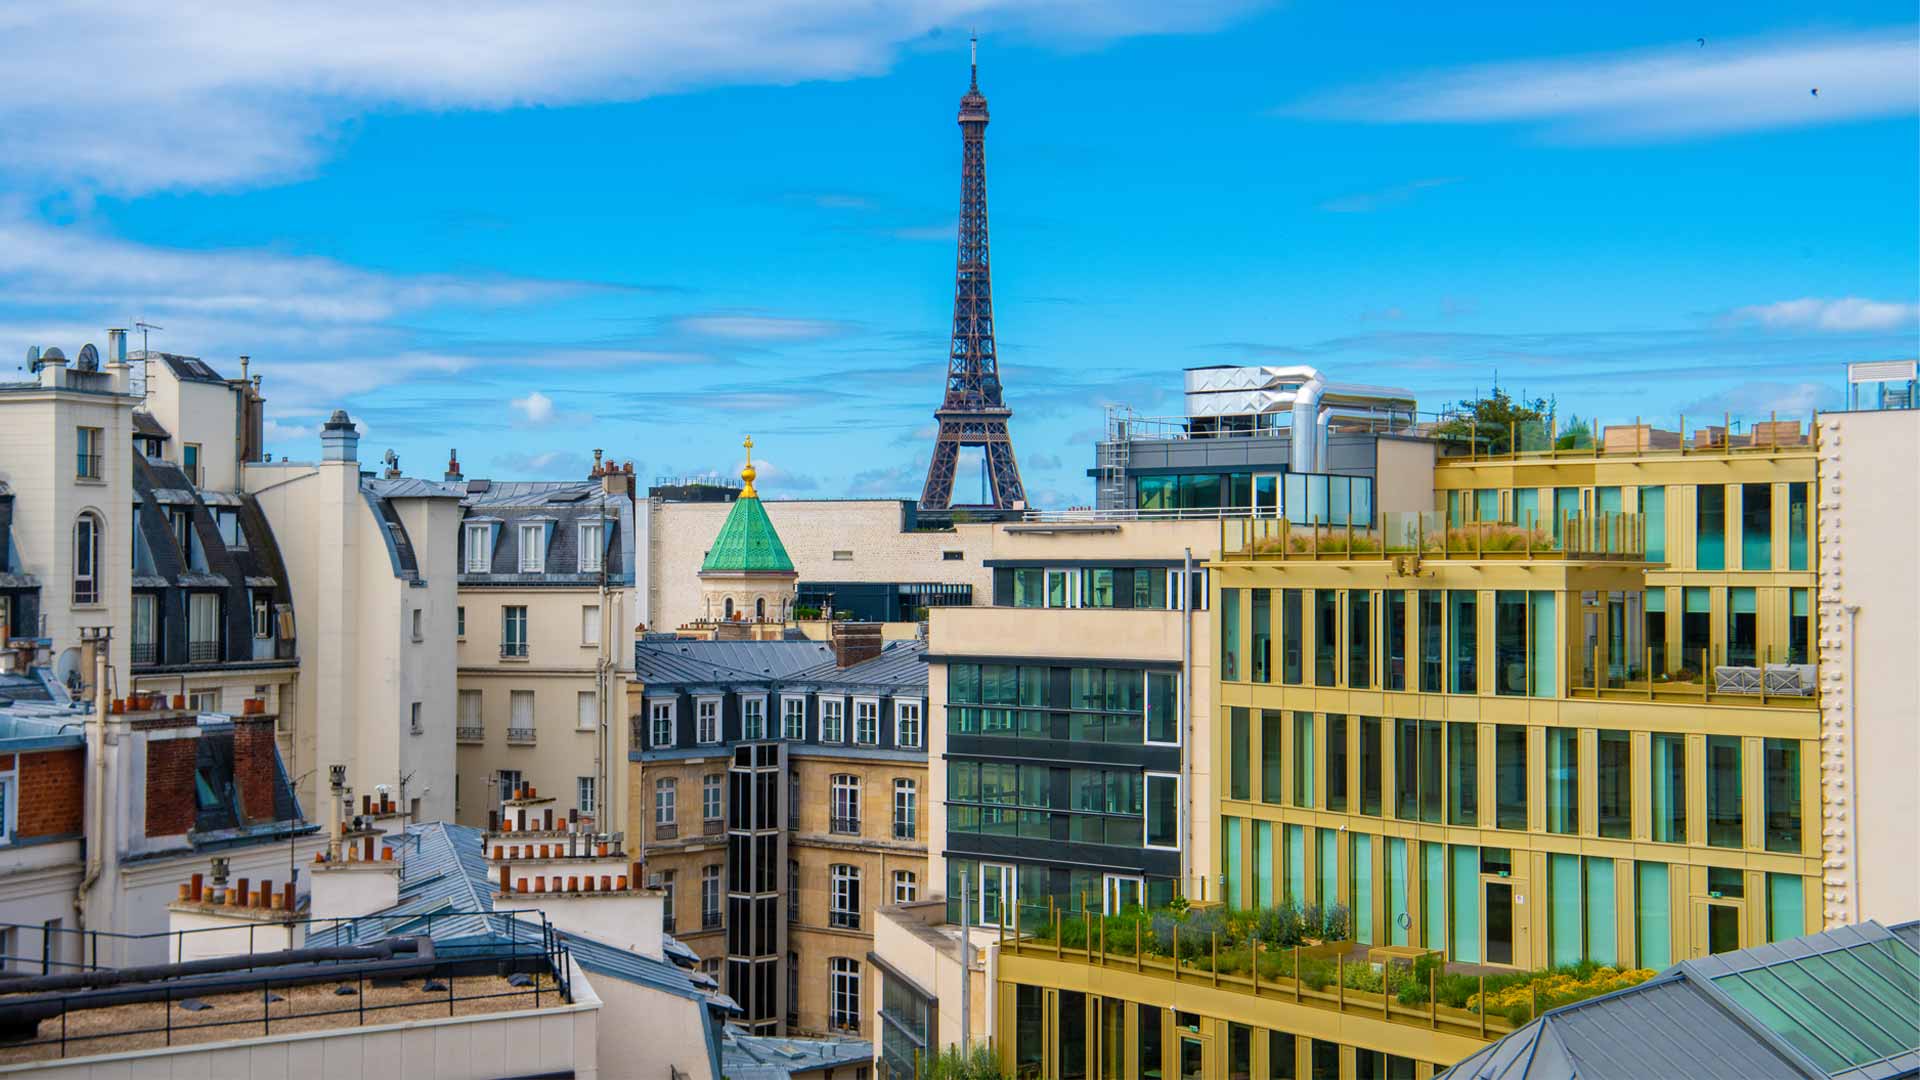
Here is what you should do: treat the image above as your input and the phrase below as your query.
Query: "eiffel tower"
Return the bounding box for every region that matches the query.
[919,38,1027,513]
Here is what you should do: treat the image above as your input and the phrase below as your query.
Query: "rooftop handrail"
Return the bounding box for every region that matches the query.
[1221,510,1646,561]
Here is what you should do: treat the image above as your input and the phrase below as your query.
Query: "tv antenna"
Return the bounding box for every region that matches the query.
[133,321,163,401]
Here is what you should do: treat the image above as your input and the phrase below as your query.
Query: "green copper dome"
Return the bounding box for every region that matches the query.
[700,437,794,574]
[701,493,794,573]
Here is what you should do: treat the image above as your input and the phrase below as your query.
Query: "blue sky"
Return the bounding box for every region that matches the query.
[2,3,1915,504]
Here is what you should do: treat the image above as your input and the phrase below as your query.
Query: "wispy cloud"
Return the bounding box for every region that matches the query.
[1726,297,1920,333]
[0,1,1262,194]
[673,313,858,342]
[1286,27,1919,141]
[1319,177,1458,213]
[889,221,957,241]
[510,391,556,424]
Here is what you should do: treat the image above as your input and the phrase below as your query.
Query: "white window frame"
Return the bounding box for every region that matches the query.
[502,606,529,658]
[828,957,861,1031]
[741,694,767,740]
[1044,567,1076,609]
[72,514,101,606]
[701,864,721,924]
[0,769,15,846]
[580,604,600,646]
[702,773,723,821]
[829,865,861,927]
[517,522,546,573]
[1144,771,1182,852]
[509,690,534,739]
[577,690,596,731]
[496,769,523,804]
[654,777,677,825]
[577,520,605,574]
[819,696,845,743]
[649,699,676,748]
[696,697,722,744]
[893,697,923,749]
[853,697,880,746]
[464,523,492,573]
[577,776,597,816]
[893,870,918,903]
[456,605,465,639]
[892,778,917,840]
[1103,874,1145,915]
[780,695,807,741]
[1143,670,1182,748]
[830,774,861,833]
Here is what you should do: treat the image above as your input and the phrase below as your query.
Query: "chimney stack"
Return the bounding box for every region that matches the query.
[830,622,884,668]
[446,448,463,483]
[320,410,359,463]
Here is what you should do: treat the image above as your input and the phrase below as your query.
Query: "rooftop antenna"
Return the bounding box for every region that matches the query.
[970,29,978,88]
[133,321,162,401]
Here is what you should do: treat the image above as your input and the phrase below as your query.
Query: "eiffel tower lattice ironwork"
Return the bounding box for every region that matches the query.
[919,39,1027,512]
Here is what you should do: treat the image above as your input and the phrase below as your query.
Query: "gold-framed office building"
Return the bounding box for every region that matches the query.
[1210,425,1821,981]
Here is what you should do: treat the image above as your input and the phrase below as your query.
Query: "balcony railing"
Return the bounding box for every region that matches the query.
[1571,643,1818,709]
[829,910,861,931]
[501,642,529,659]
[75,454,102,480]
[130,641,157,665]
[506,726,536,744]
[655,822,679,841]
[703,818,724,836]
[1222,510,1645,563]
[703,911,722,930]
[893,820,916,841]
[187,640,221,663]
[456,725,485,743]
[830,816,861,836]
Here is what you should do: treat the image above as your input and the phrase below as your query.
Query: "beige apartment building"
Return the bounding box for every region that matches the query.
[453,465,637,836]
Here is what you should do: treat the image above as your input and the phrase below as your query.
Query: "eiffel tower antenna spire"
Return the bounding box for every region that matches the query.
[919,39,1027,513]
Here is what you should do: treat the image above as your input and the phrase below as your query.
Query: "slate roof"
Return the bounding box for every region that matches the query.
[630,638,928,695]
[1438,920,1920,1080]
[308,822,737,1021]
[142,351,228,385]
[700,492,794,574]
[458,478,635,586]
[721,1030,873,1079]
[131,410,171,439]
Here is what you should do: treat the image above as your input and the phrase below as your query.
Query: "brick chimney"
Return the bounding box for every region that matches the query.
[231,716,281,825]
[830,622,884,668]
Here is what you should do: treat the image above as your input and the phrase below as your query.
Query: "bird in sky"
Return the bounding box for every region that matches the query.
[1697,37,1705,46]
[1811,87,1820,97]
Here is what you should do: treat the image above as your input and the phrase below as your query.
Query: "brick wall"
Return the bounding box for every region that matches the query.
[145,737,199,837]
[232,718,280,824]
[14,748,84,838]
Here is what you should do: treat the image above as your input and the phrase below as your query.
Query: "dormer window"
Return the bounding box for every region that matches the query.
[518,523,546,572]
[464,523,491,573]
[578,521,604,573]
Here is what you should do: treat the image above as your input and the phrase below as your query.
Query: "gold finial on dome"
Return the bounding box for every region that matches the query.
[740,435,758,498]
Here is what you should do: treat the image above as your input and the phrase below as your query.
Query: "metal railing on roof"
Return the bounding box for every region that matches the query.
[1221,510,1646,562]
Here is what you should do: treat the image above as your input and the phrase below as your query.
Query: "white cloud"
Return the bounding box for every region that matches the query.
[511,391,556,424]
[0,1,1260,194]
[1319,178,1458,214]
[1684,380,1835,417]
[1289,28,1918,140]
[1728,297,1920,333]
[674,314,855,341]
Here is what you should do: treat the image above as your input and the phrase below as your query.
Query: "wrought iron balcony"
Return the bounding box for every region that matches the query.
[75,453,102,480]
[500,642,529,659]
[506,726,536,744]
[703,911,722,930]
[655,821,679,841]
[829,910,861,931]
[830,816,861,836]
[703,818,724,836]
[893,819,917,841]
[187,640,221,663]
[130,641,157,665]
[456,725,485,743]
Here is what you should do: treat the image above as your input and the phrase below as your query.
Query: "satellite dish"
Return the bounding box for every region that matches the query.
[76,344,99,372]
[53,647,82,687]
[1396,911,1413,930]
[26,346,40,366]
[41,346,65,361]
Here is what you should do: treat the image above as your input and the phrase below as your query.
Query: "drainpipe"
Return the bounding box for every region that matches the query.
[75,629,111,930]
[1181,548,1194,898]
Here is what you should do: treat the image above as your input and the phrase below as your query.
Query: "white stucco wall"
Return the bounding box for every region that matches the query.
[1817,408,1920,927]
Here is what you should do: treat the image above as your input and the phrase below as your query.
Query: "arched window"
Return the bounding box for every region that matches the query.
[723,597,735,620]
[755,597,766,620]
[73,513,101,605]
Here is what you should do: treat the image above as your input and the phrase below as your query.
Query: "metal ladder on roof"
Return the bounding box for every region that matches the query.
[1096,405,1132,511]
